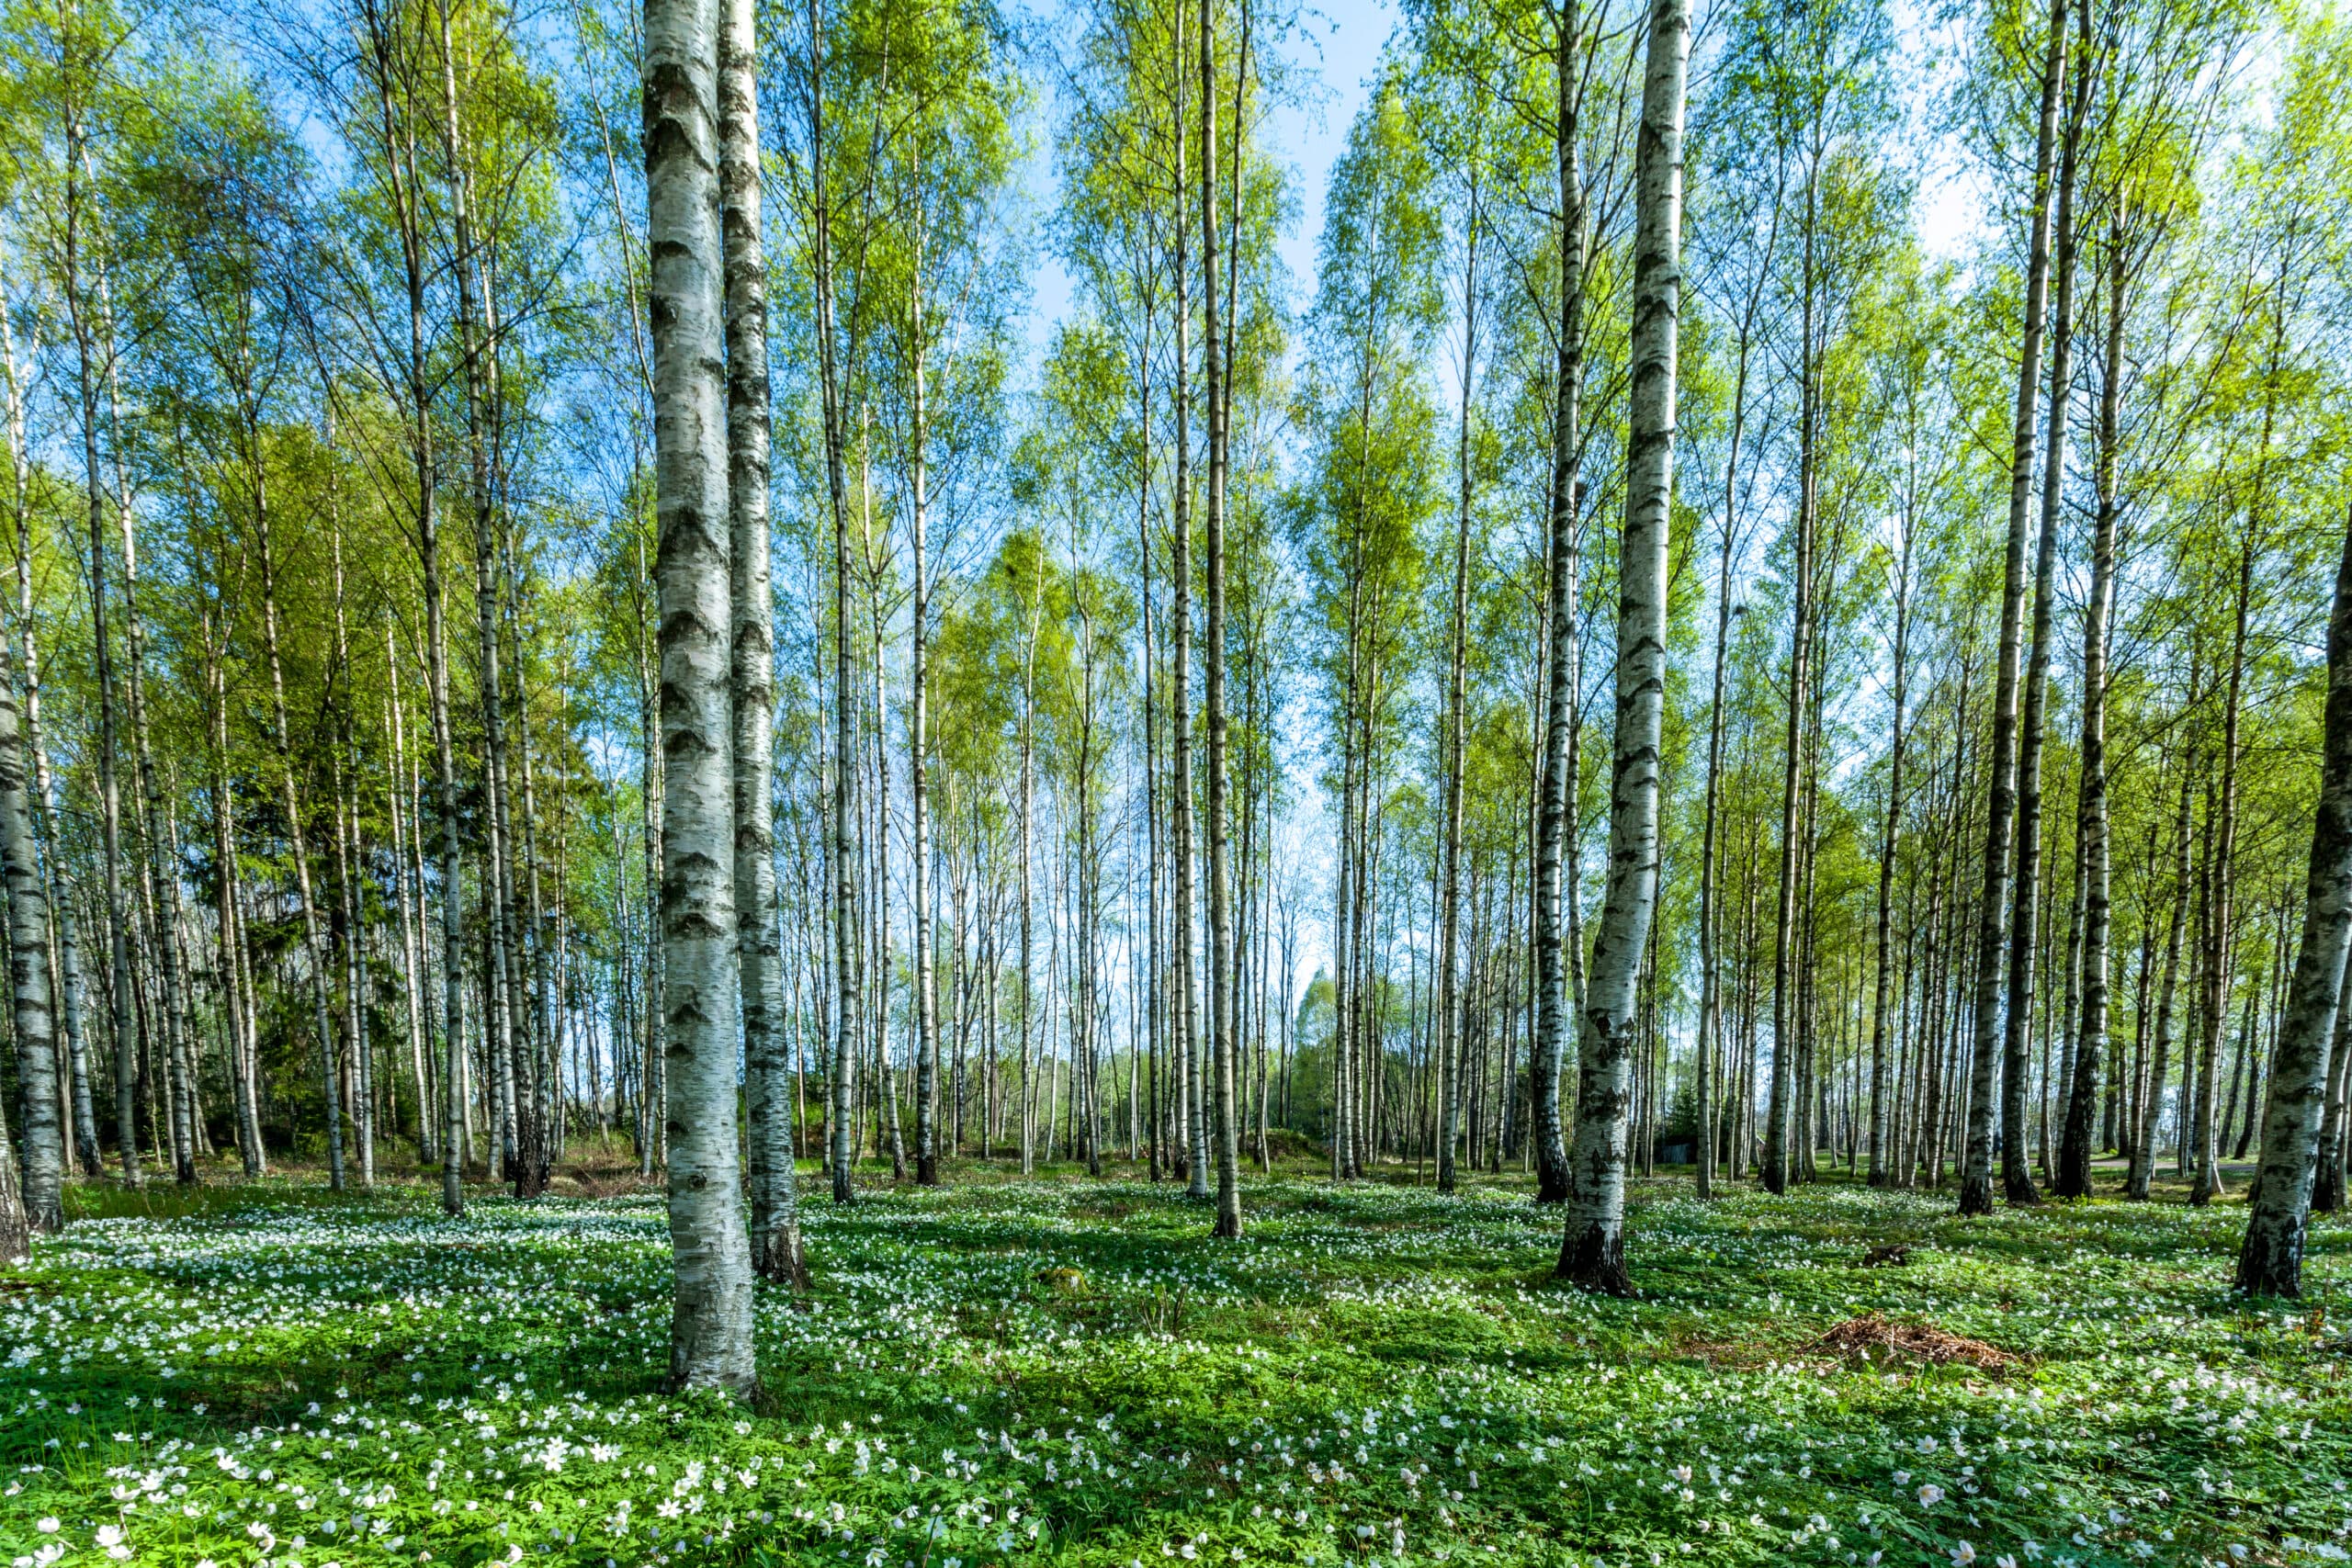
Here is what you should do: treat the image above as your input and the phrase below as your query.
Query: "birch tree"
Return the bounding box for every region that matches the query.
[644,0,756,1393]
[1556,0,1686,1293]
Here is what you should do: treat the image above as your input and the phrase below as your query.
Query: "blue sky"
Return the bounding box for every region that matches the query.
[1015,0,1399,363]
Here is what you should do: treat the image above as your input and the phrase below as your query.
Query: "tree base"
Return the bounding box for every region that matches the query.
[1957,1173,1994,1216]
[1555,1222,1630,1296]
[2233,1223,2306,1298]
[755,1221,809,1291]
[916,1156,940,1187]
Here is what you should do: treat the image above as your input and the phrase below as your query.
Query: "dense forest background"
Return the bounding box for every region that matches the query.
[0,0,2345,1258]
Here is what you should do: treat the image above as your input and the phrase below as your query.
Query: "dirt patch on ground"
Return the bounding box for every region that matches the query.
[1808,1313,2019,1371]
[1672,1330,1781,1370]
[563,1167,658,1199]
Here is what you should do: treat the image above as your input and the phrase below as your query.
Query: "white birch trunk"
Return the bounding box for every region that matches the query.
[646,0,757,1393]
[0,645,59,1230]
[720,0,803,1283]
[1557,0,1687,1294]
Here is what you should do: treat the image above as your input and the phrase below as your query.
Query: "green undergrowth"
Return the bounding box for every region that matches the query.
[2,1168,2347,1568]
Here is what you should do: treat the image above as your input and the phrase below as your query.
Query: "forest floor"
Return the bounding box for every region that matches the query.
[2,1159,2347,1568]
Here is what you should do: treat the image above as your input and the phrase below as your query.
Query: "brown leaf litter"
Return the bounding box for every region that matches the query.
[1808,1312,2020,1371]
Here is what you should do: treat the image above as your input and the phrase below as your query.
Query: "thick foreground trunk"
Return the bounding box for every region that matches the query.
[646,0,757,1394]
[2233,514,2352,1296]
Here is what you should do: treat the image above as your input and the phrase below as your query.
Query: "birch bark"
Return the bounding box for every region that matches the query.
[1557,0,1686,1293]
[721,0,804,1281]
[1532,0,1586,1207]
[647,0,757,1393]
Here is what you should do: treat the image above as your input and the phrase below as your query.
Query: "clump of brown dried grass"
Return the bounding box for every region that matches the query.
[1808,1312,2019,1371]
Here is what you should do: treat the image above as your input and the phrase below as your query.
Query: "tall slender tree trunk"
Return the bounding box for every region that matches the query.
[1532,0,1586,1208]
[806,0,860,1208]
[357,4,469,1214]
[325,517,376,1189]
[2059,197,2125,1199]
[1962,0,2068,1217]
[1695,174,1778,1201]
[721,0,803,1281]
[2003,27,2089,1206]
[1136,355,1160,1182]
[2129,763,2192,1200]
[1763,164,1818,1198]
[1556,0,1685,1293]
[98,334,198,1184]
[1170,2,1206,1200]
[437,1,537,1198]
[1437,175,1480,1197]
[60,130,143,1189]
[910,215,942,1190]
[645,0,757,1393]
[251,455,347,1191]
[208,605,265,1177]
[386,618,433,1166]
[2193,542,2252,1205]
[1019,554,1041,1175]
[1201,0,1241,1238]
[1869,494,1915,1187]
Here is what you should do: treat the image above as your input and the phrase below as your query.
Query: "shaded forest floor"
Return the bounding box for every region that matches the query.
[2,1160,2347,1568]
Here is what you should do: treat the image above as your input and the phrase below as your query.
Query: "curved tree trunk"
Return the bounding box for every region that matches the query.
[2234,512,2352,1294]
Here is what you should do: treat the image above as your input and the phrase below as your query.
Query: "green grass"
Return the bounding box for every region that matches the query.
[3,1161,2347,1568]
